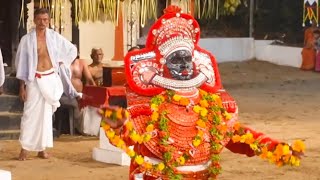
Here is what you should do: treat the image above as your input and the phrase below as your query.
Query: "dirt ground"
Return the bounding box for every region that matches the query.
[1,60,320,180]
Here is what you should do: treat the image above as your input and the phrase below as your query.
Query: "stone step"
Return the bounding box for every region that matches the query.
[2,76,20,95]
[0,94,23,112]
[0,129,20,140]
[0,111,22,130]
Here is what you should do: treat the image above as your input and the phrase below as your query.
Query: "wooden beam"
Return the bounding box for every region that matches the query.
[112,2,124,61]
[190,0,195,16]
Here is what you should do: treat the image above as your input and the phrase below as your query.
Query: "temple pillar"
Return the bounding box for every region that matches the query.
[112,1,124,61]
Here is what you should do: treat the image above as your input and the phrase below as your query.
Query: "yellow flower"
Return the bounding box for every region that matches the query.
[125,110,130,118]
[199,99,209,108]
[143,134,152,142]
[192,139,201,147]
[250,143,259,151]
[177,156,186,165]
[116,139,125,148]
[179,98,190,106]
[223,112,232,120]
[151,104,158,111]
[135,155,144,165]
[199,89,208,97]
[292,140,305,153]
[200,108,208,117]
[125,121,134,131]
[232,135,241,143]
[146,124,154,132]
[127,149,136,157]
[130,132,140,142]
[244,133,255,144]
[282,145,291,155]
[290,156,300,166]
[193,105,201,113]
[102,124,110,131]
[105,110,112,118]
[116,108,123,120]
[143,162,153,170]
[259,146,269,159]
[151,112,159,121]
[240,135,247,143]
[197,130,204,137]
[196,120,206,128]
[157,162,165,171]
[106,130,115,139]
[173,94,182,101]
[211,94,220,101]
[159,95,165,102]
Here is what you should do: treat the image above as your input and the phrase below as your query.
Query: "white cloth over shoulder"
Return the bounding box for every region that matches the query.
[15,28,77,83]
[19,69,63,151]
[0,49,4,86]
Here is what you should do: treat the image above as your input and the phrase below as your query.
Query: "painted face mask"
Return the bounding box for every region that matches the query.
[166,50,193,80]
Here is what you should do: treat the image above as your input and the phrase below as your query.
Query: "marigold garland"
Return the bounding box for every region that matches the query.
[99,89,305,179]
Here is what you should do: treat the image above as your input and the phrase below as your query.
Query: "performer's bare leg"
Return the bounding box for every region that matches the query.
[37,151,50,159]
[18,148,28,161]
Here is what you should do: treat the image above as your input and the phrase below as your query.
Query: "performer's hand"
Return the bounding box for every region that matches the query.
[100,106,128,129]
[217,90,237,113]
[292,150,304,159]
[19,87,27,102]
[139,66,157,84]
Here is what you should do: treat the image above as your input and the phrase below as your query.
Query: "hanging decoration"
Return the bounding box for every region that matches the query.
[194,0,242,20]
[302,0,319,27]
[19,0,243,29]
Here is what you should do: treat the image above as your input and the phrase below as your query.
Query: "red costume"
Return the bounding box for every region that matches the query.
[114,6,280,180]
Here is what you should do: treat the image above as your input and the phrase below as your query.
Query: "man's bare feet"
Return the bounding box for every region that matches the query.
[37,151,50,159]
[18,149,28,161]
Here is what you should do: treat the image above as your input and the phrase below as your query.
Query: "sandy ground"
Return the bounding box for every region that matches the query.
[1,60,320,180]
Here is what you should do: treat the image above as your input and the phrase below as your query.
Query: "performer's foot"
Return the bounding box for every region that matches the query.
[18,149,28,161]
[37,151,50,159]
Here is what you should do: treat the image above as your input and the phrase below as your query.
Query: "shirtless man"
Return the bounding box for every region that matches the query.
[71,58,95,91]
[58,56,96,134]
[16,8,77,160]
[88,48,104,86]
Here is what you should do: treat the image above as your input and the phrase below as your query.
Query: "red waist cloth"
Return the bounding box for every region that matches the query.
[35,71,55,78]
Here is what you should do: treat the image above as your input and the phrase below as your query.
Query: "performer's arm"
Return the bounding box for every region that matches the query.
[19,80,27,102]
[225,126,279,157]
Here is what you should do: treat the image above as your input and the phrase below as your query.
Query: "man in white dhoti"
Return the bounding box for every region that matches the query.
[0,48,4,95]
[15,8,77,160]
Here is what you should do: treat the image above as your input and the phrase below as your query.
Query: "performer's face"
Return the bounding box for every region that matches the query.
[34,13,50,30]
[166,50,193,80]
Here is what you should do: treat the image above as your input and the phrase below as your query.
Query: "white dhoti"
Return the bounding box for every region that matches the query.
[80,106,101,136]
[19,69,63,151]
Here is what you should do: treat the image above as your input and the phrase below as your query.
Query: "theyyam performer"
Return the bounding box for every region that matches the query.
[15,8,77,160]
[100,6,305,179]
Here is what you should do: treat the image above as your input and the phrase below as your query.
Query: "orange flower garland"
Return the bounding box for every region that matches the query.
[231,125,305,167]
[99,89,305,179]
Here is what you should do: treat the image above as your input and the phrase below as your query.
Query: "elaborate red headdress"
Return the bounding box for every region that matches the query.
[124,5,222,96]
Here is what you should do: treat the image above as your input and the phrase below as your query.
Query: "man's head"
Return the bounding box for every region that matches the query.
[314,29,320,39]
[165,49,193,80]
[90,48,104,63]
[34,8,50,30]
